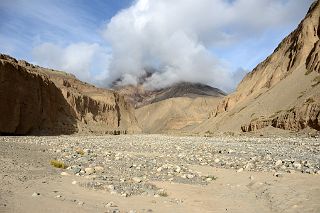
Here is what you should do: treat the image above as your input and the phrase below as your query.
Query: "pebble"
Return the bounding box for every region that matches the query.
[60,172,69,176]
[237,168,244,173]
[293,162,302,170]
[105,202,117,208]
[186,174,194,179]
[273,172,283,178]
[72,180,77,185]
[85,167,95,175]
[132,177,142,183]
[275,160,282,166]
[32,192,40,197]
[71,167,81,174]
[94,166,104,172]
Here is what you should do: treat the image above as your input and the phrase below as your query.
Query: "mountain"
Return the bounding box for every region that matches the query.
[194,0,320,134]
[0,54,140,135]
[136,96,222,133]
[114,80,225,133]
[115,81,225,108]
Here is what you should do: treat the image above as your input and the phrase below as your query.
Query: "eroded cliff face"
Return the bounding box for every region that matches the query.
[204,1,320,133]
[213,1,320,117]
[241,96,320,132]
[0,54,139,135]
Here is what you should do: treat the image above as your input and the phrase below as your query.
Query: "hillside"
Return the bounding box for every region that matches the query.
[115,81,225,133]
[193,0,320,134]
[115,82,225,108]
[0,54,140,135]
[136,96,222,133]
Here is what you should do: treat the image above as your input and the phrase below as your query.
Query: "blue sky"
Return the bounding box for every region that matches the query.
[0,0,132,59]
[0,0,313,91]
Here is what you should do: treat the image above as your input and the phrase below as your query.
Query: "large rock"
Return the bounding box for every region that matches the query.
[0,54,140,135]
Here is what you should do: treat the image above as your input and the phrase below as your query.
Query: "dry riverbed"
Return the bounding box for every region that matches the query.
[0,135,319,213]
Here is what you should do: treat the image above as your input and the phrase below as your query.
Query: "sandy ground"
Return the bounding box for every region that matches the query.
[0,135,319,213]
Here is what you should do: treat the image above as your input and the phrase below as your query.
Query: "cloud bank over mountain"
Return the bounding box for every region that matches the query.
[102,0,312,91]
[0,0,313,91]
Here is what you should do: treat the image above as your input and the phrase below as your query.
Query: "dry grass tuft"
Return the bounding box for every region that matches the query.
[50,160,67,169]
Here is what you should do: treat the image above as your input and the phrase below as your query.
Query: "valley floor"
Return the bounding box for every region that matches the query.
[0,135,319,213]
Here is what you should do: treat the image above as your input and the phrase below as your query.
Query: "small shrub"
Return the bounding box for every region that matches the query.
[50,160,67,169]
[158,191,168,197]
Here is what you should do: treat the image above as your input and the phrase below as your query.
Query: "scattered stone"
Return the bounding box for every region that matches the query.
[293,162,302,170]
[237,168,244,173]
[72,181,77,185]
[186,174,194,179]
[32,192,40,197]
[275,160,282,166]
[132,177,142,183]
[5,135,318,198]
[105,202,117,208]
[71,167,81,174]
[60,172,69,176]
[273,172,283,178]
[94,166,104,172]
[85,167,95,175]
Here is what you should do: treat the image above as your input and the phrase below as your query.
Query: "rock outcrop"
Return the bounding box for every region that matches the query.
[0,54,139,135]
[241,96,320,132]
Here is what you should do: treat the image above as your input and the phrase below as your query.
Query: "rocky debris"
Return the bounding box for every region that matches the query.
[0,54,140,135]
[1,135,319,197]
[241,96,320,132]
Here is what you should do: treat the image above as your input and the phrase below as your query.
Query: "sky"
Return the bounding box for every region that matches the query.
[0,0,314,92]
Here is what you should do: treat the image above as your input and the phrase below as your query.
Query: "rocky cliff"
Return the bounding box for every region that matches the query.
[0,54,140,135]
[195,1,320,133]
[241,96,320,132]
[214,1,320,117]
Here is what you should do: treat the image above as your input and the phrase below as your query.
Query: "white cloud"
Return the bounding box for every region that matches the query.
[32,42,111,84]
[102,0,312,91]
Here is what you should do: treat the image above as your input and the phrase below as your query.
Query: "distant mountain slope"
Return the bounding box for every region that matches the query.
[136,96,222,133]
[194,0,320,134]
[0,54,140,135]
[115,82,225,108]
